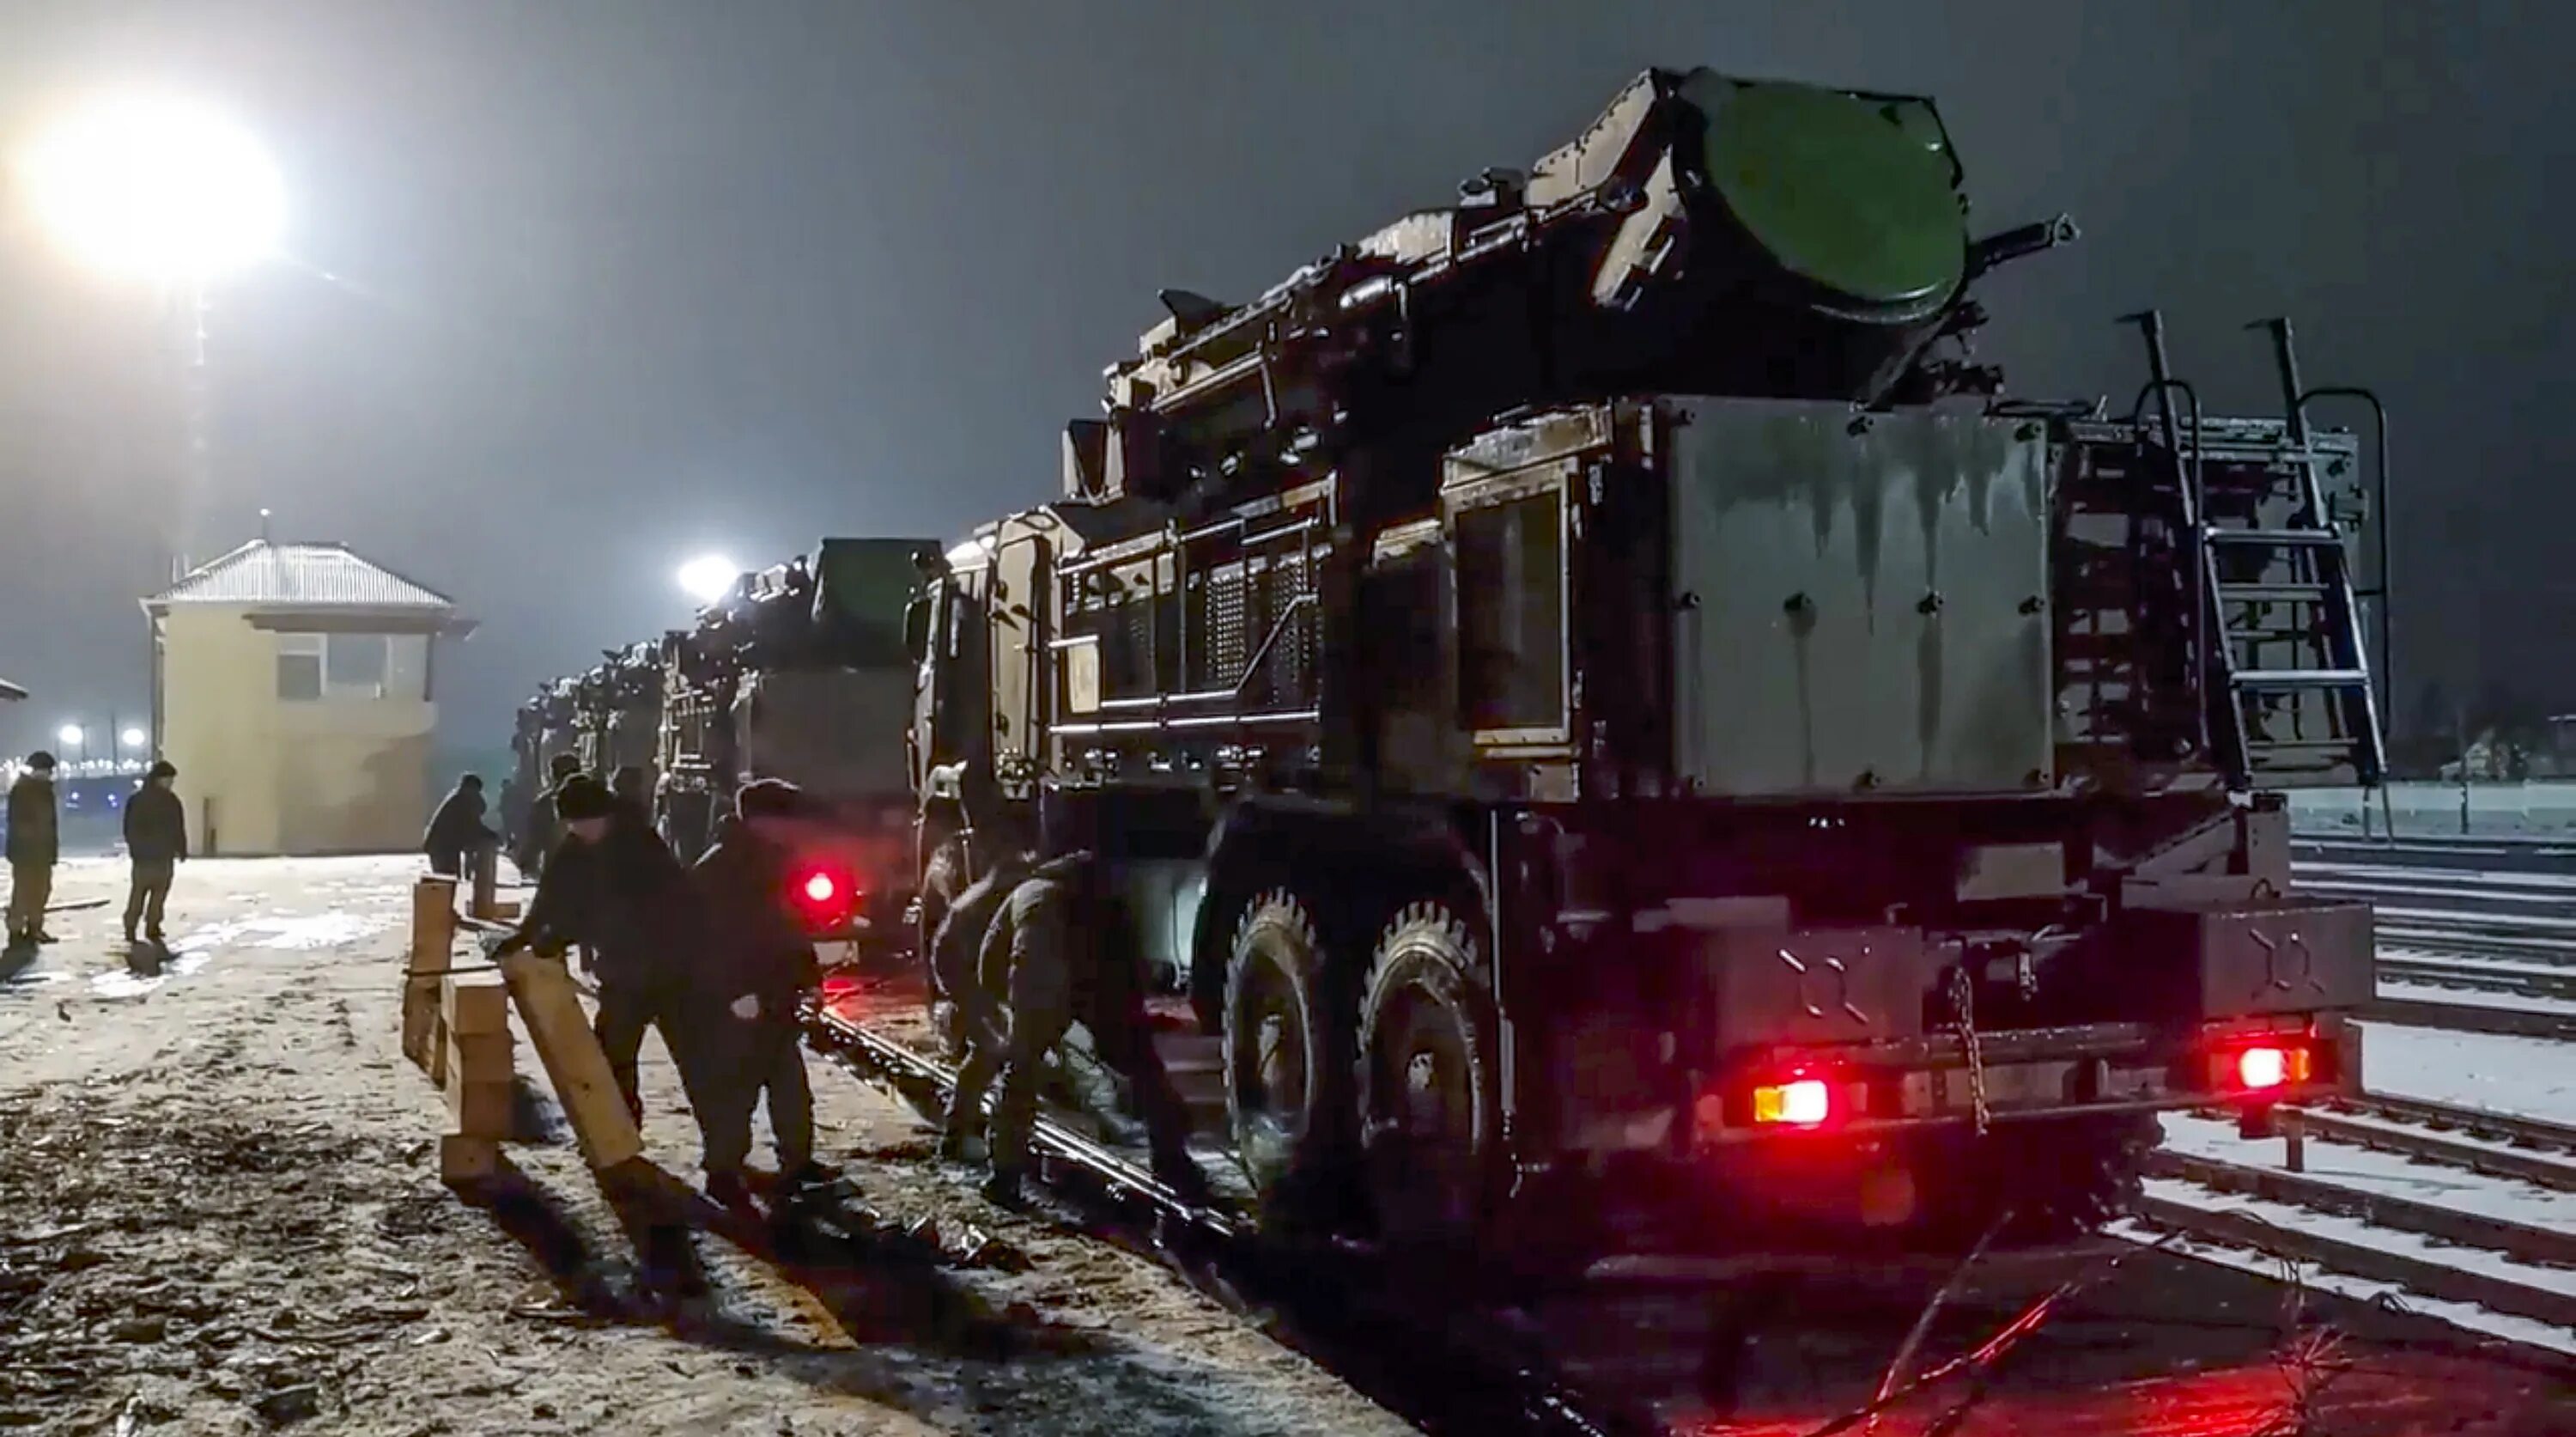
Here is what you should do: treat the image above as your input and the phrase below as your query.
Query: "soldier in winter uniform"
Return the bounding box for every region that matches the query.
[690,779,832,1209]
[514,753,585,880]
[6,752,60,946]
[924,842,1033,1058]
[942,801,1205,1205]
[493,775,714,1128]
[122,760,187,945]
[422,773,497,878]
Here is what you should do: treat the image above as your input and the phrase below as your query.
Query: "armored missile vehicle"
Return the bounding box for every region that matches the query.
[908,69,2385,1245]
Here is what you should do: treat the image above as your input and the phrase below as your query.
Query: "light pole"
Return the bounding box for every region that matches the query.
[13,89,285,573]
[56,723,87,765]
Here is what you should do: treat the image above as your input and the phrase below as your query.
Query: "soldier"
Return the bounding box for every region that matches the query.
[422,773,497,879]
[493,775,713,1127]
[691,778,832,1209]
[924,837,1034,1060]
[942,827,1206,1207]
[121,760,186,946]
[6,752,59,946]
[515,753,585,880]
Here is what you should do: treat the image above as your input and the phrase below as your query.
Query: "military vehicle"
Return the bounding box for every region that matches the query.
[655,539,938,949]
[906,69,2385,1245]
[571,642,664,789]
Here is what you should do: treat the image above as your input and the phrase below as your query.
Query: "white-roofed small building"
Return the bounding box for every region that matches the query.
[142,539,477,856]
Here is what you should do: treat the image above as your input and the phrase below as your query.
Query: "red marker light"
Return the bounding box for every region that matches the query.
[1752,1078,1832,1127]
[801,871,840,906]
[2238,1045,2293,1091]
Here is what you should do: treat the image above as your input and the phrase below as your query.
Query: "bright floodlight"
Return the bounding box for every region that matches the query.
[120,727,148,749]
[676,554,739,605]
[16,91,285,283]
[56,724,83,747]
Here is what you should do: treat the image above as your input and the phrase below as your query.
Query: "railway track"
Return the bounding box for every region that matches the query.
[2134,1093,2576,1343]
[799,983,2576,1432]
[2288,845,2576,1038]
[805,1001,1643,1437]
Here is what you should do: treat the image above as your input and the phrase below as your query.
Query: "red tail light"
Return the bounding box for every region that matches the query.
[1751,1076,1834,1128]
[790,864,859,930]
[2211,1041,2312,1094]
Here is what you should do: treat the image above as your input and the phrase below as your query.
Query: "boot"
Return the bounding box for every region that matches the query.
[703,1169,756,1211]
[979,1168,1029,1209]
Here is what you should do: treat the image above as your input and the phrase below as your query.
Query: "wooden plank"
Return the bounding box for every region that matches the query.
[470,846,500,921]
[499,952,642,1171]
[438,1134,500,1185]
[403,879,457,1070]
[441,1031,515,1087]
[446,1079,515,1139]
[427,1010,450,1089]
[440,969,511,1036]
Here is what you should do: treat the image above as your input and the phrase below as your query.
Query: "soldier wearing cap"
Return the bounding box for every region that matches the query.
[122,759,187,946]
[495,774,714,1126]
[690,778,836,1209]
[6,751,59,946]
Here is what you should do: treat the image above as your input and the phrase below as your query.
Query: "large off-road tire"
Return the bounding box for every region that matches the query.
[1356,900,1504,1251]
[1222,887,1352,1217]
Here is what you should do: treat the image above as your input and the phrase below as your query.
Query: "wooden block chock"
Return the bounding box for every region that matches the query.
[436,968,514,1093]
[402,878,459,1071]
[499,951,643,1171]
[470,845,501,921]
[439,1134,500,1185]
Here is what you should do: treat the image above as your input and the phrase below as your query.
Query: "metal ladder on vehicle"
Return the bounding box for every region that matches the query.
[2207,320,2387,789]
[2127,314,2388,790]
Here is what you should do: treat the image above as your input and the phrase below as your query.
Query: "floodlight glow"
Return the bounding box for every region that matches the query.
[120,727,148,748]
[17,91,285,283]
[55,724,83,747]
[676,553,739,605]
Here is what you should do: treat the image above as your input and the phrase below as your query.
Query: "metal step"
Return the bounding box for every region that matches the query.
[2215,582,2332,604]
[2230,668,2369,691]
[2203,527,2346,549]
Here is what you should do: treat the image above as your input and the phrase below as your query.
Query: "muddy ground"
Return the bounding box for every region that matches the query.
[0,856,1410,1437]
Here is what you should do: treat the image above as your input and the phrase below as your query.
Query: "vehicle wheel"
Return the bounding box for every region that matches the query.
[1223,887,1351,1215]
[1357,901,1502,1251]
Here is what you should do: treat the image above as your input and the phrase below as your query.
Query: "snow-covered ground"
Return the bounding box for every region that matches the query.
[2294,782,2576,836]
[2355,1021,2576,1123]
[0,856,1407,1437]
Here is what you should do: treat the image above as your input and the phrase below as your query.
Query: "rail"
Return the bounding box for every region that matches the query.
[803,1005,1635,1437]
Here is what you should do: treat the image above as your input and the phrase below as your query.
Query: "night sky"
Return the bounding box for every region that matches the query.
[0,1,2566,755]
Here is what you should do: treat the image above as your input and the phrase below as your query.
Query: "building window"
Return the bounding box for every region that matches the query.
[326,633,388,693]
[276,632,402,701]
[277,635,323,701]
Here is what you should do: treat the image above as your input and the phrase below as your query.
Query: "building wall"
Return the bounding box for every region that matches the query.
[157,606,440,856]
